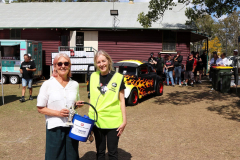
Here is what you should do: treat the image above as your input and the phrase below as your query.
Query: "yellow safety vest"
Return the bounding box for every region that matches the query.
[88,71,123,129]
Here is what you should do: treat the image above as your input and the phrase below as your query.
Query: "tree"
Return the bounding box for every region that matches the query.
[138,0,240,28]
[195,15,219,39]
[216,11,240,55]
[202,36,222,58]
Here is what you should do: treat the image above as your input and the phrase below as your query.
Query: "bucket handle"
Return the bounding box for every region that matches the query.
[75,102,98,122]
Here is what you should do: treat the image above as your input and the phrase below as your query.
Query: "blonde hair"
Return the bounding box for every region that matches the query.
[52,53,72,77]
[94,50,114,72]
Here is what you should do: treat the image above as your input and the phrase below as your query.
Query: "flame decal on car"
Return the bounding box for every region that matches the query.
[124,75,154,99]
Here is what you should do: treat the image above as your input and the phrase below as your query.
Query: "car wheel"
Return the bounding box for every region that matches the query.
[127,88,138,106]
[1,75,8,84]
[156,81,163,96]
[9,75,20,84]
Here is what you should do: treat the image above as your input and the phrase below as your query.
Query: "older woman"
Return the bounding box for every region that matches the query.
[37,53,84,160]
[87,50,127,160]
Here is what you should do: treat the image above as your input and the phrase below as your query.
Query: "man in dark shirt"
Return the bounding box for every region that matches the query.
[183,53,196,87]
[201,51,207,76]
[148,52,157,68]
[173,51,183,86]
[156,52,164,77]
[232,49,239,87]
[19,54,36,102]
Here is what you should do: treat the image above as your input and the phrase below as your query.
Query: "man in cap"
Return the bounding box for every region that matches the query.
[218,53,228,66]
[183,52,196,87]
[156,52,164,77]
[232,49,239,87]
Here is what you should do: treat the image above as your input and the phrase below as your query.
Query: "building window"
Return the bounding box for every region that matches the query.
[162,31,176,52]
[10,29,21,39]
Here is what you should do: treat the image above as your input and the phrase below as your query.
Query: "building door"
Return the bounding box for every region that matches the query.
[76,32,84,50]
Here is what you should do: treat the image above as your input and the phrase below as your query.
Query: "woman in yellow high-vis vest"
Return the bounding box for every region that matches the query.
[87,50,127,160]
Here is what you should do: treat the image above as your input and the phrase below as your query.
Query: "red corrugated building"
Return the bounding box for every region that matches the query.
[0,2,208,78]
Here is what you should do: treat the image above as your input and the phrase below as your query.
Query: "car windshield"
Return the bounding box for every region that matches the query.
[119,66,136,75]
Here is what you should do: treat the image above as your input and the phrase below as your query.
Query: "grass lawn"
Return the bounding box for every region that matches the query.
[1,79,240,160]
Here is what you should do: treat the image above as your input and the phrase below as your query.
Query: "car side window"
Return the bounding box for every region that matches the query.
[139,65,148,74]
[148,65,155,73]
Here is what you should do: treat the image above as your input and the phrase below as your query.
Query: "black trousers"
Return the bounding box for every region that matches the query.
[233,68,238,85]
[157,71,163,77]
[93,126,119,160]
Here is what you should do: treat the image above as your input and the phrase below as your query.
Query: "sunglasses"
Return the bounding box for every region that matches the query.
[57,62,69,67]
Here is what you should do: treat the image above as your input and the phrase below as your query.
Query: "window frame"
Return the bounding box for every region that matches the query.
[10,29,21,39]
[162,30,177,52]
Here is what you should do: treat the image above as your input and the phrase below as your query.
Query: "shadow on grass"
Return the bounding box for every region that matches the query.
[0,95,38,105]
[0,95,20,105]
[207,100,240,122]
[80,148,132,160]
[154,89,236,106]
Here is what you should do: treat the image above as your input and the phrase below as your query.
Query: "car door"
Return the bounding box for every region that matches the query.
[138,64,154,95]
[147,64,157,91]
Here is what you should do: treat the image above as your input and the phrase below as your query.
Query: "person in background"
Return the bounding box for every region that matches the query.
[148,52,157,68]
[183,53,196,87]
[156,52,164,77]
[232,49,239,87]
[181,64,185,82]
[201,50,207,76]
[28,53,33,61]
[194,52,203,84]
[173,51,183,86]
[19,54,36,102]
[209,51,221,81]
[88,50,127,160]
[218,53,228,66]
[164,54,175,87]
[37,53,84,160]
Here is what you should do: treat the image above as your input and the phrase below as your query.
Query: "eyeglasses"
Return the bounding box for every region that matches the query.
[57,62,69,67]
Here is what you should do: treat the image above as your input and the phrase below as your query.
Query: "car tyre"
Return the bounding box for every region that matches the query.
[127,88,138,106]
[1,75,8,84]
[156,81,163,96]
[9,75,20,84]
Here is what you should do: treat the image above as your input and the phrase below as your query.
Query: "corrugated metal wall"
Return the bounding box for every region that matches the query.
[98,30,163,62]
[0,30,10,39]
[21,29,69,66]
[0,29,69,66]
[176,32,191,64]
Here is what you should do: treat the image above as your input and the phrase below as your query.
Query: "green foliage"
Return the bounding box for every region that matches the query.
[138,0,240,28]
[195,15,218,39]
[137,0,176,28]
[217,11,240,55]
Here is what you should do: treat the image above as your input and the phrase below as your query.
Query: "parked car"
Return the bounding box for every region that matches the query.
[114,60,163,106]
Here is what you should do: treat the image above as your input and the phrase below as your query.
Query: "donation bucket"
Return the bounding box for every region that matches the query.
[69,102,98,142]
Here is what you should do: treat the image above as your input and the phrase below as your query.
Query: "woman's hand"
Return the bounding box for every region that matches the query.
[75,101,84,109]
[116,122,127,137]
[59,108,69,117]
